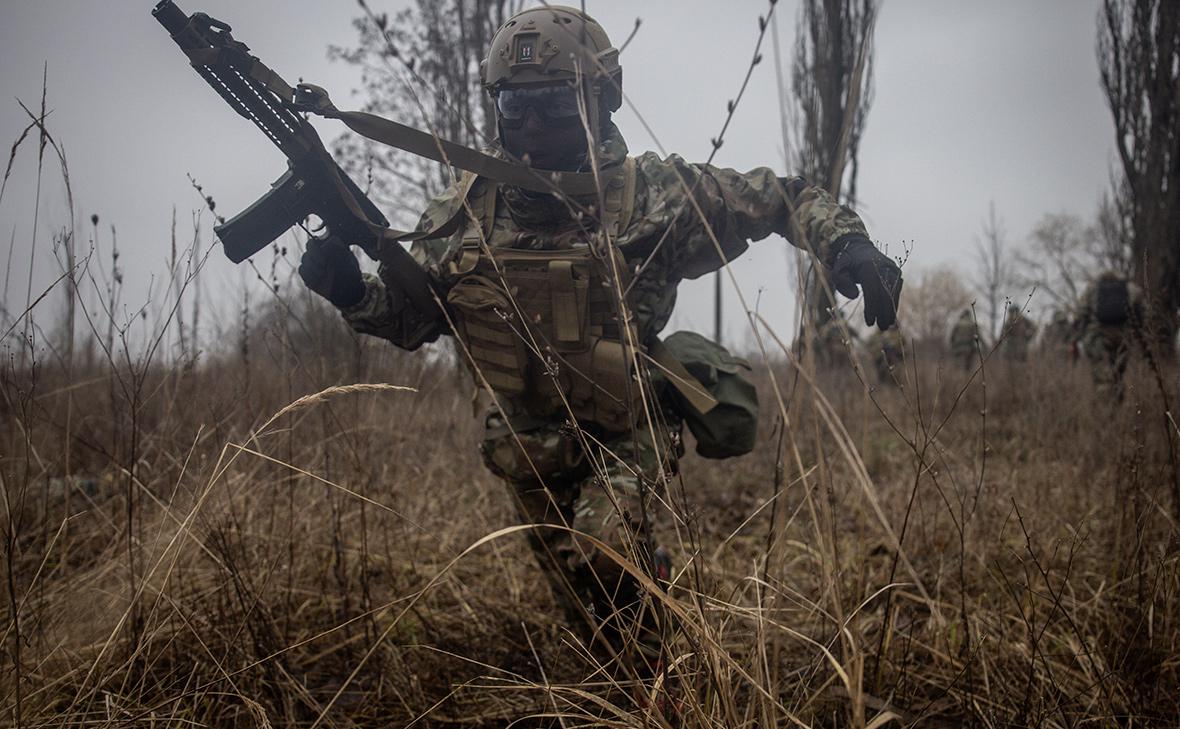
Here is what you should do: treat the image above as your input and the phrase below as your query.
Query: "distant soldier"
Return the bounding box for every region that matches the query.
[1041,309,1078,362]
[1001,305,1037,361]
[865,324,904,385]
[950,309,979,369]
[812,309,859,369]
[1075,271,1144,395]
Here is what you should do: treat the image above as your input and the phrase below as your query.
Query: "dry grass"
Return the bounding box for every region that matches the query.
[2,28,1177,723]
[1,320,1178,727]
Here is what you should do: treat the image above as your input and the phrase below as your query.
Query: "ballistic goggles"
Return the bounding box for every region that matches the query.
[496,85,583,125]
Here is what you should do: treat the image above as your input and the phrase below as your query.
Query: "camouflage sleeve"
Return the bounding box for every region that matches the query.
[339,268,446,351]
[784,181,873,264]
[632,153,870,280]
[338,179,469,351]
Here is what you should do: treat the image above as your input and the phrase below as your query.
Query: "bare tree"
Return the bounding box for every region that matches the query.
[1014,213,1094,311]
[786,0,878,332]
[790,0,876,205]
[1014,203,1134,314]
[1094,188,1134,276]
[973,202,1010,341]
[902,264,972,346]
[329,0,518,228]
[1098,0,1180,349]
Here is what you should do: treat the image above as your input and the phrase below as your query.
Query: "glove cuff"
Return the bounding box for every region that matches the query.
[332,274,367,309]
[829,234,876,269]
[338,272,376,314]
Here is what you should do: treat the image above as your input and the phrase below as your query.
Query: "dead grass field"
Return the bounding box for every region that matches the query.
[2,317,1178,728]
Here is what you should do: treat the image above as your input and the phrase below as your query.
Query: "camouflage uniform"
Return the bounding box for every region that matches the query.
[949,310,979,370]
[338,124,870,655]
[1075,273,1144,394]
[1041,309,1078,362]
[865,325,904,385]
[1001,306,1036,362]
[811,310,859,370]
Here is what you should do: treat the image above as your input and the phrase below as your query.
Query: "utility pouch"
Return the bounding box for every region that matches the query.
[493,251,593,354]
[656,330,759,459]
[447,273,530,394]
[563,336,643,433]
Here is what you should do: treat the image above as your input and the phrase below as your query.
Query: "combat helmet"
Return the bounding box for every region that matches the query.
[481,6,622,133]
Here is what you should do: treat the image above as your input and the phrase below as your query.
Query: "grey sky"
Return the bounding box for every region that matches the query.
[0,0,1113,351]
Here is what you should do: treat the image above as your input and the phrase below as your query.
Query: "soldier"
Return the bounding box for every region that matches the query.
[865,324,904,386]
[1001,304,1036,362]
[811,308,859,370]
[1041,308,1078,362]
[297,6,901,671]
[950,309,978,370]
[1075,271,1144,396]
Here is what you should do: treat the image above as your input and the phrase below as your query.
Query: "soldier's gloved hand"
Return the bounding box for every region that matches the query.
[831,237,903,330]
[298,237,366,308]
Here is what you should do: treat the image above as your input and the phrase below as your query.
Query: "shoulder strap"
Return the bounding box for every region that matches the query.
[379,171,482,244]
[648,337,718,414]
[602,157,637,236]
[447,177,499,275]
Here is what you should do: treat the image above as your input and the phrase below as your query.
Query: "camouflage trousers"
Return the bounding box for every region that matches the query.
[1083,325,1131,394]
[480,400,681,668]
[873,348,903,386]
[951,345,975,371]
[1002,339,1031,362]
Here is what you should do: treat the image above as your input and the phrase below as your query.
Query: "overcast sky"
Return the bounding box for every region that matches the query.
[0,0,1113,352]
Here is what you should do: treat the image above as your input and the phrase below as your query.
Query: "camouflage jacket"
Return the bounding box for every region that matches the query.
[1003,311,1036,342]
[866,326,903,357]
[949,315,978,352]
[341,124,870,349]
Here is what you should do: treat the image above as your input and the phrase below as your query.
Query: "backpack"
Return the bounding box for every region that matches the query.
[653,331,759,459]
[1094,278,1130,325]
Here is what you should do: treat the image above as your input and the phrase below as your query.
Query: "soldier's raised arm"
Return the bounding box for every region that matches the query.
[632,155,903,330]
[301,177,474,351]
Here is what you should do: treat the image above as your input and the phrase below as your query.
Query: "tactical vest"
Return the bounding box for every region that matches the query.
[444,159,646,432]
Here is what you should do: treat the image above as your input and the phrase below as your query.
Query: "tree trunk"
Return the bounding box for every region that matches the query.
[1099,0,1180,352]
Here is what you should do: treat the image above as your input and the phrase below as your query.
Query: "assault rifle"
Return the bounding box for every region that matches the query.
[152,0,436,311]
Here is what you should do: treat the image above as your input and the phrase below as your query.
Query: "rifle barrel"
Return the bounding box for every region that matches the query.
[151,1,188,35]
[153,0,311,161]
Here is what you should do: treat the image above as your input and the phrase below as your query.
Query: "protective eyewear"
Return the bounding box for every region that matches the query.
[496,85,583,124]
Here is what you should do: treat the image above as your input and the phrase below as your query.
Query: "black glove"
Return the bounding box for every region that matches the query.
[830,237,903,330]
[298,237,366,308]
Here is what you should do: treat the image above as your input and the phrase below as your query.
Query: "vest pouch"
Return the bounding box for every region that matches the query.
[564,337,641,433]
[496,253,593,354]
[658,331,759,459]
[447,274,529,395]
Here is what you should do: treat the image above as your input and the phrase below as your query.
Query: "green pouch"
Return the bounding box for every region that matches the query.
[657,330,759,459]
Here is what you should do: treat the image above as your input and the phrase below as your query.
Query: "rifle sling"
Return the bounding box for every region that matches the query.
[231,58,618,198]
[185,46,608,315]
[327,109,615,197]
[187,49,611,223]
[648,339,719,415]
